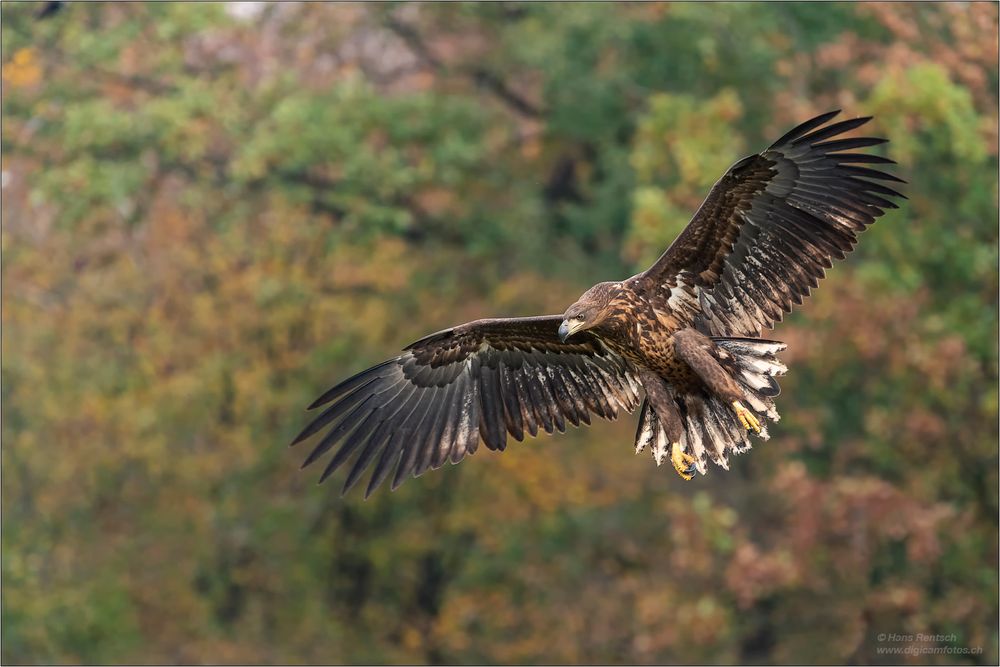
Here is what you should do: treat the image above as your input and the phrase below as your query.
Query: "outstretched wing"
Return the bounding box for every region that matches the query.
[637,110,905,337]
[292,316,641,497]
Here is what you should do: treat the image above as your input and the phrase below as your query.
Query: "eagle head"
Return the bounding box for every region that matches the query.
[559,281,622,342]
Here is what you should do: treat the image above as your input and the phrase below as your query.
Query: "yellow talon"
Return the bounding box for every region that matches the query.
[733,401,762,433]
[670,441,696,481]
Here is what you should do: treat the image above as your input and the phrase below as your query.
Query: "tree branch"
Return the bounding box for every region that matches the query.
[383,15,543,119]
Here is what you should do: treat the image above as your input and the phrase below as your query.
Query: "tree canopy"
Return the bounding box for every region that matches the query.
[2,3,997,664]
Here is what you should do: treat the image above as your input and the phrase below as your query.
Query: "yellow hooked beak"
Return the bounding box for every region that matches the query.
[558,319,586,342]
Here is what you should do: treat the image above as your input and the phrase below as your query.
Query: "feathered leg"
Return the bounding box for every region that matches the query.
[673,328,761,434]
[637,370,696,479]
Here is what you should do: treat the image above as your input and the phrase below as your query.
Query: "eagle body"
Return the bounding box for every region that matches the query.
[594,277,700,390]
[293,111,905,497]
[571,279,704,391]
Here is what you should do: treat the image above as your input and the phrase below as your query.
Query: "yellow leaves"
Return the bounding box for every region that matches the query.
[622,186,689,269]
[328,236,413,292]
[869,62,987,165]
[519,136,542,161]
[400,626,423,653]
[492,271,575,314]
[630,88,744,186]
[624,89,746,270]
[0,3,995,664]
[666,89,744,186]
[2,48,41,89]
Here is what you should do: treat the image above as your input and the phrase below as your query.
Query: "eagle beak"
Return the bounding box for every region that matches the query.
[558,320,572,343]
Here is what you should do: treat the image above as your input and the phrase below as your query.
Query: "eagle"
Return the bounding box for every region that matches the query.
[291,110,904,497]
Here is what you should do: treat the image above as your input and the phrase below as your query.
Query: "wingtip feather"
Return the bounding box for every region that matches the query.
[769,109,841,148]
[792,115,874,146]
[290,426,315,447]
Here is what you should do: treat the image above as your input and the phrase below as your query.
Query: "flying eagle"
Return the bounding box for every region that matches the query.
[291,110,904,497]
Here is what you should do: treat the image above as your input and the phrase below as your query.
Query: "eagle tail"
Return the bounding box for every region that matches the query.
[711,337,787,405]
[636,337,787,476]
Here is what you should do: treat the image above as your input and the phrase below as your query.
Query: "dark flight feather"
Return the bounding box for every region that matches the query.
[638,110,905,337]
[294,316,640,495]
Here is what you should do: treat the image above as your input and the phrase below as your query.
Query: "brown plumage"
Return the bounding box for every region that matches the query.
[292,110,905,496]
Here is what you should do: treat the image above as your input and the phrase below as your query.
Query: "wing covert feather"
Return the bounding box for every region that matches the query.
[293,315,640,497]
[637,110,904,336]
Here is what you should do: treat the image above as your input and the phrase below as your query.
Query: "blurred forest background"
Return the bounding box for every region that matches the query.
[2,2,997,665]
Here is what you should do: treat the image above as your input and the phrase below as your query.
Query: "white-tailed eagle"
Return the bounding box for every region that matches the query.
[292,110,904,497]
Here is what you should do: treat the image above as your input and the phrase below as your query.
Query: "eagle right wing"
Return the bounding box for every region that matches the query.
[636,110,905,337]
[292,316,641,497]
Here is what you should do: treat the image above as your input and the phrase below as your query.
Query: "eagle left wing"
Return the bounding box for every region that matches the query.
[292,316,641,497]
[636,110,905,337]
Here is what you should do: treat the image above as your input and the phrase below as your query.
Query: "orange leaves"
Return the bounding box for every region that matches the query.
[1,2,997,664]
[726,543,801,609]
[768,461,954,569]
[2,47,41,89]
[328,236,413,293]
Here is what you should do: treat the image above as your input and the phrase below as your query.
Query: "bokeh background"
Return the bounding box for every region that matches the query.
[2,2,997,664]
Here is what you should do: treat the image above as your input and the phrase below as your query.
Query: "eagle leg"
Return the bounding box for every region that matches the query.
[732,400,762,434]
[670,441,697,480]
[674,328,766,432]
[637,369,694,480]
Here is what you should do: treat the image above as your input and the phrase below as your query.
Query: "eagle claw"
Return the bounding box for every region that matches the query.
[670,442,697,480]
[732,401,762,434]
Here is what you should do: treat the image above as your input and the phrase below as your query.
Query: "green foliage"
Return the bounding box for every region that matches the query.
[2,3,997,665]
